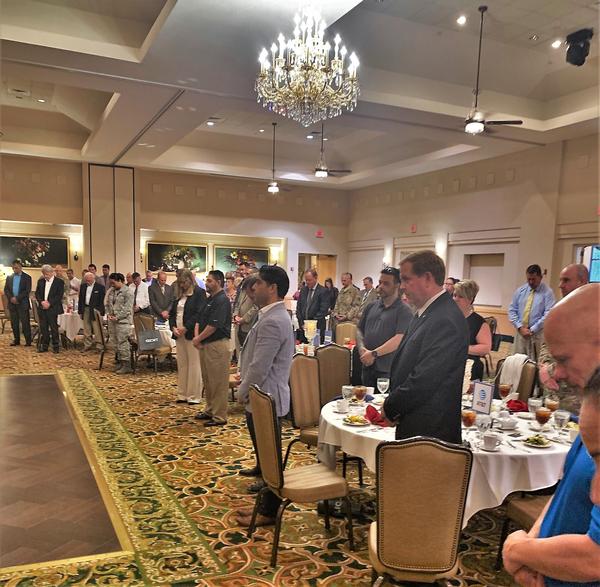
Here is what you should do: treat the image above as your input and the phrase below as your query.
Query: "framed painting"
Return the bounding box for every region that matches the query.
[146,242,207,273]
[213,246,269,273]
[0,235,69,268]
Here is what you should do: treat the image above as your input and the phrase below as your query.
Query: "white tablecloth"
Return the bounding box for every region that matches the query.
[317,401,570,525]
[57,313,84,341]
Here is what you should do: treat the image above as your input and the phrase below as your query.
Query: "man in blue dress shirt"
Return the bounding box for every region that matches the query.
[503,284,600,586]
[3,259,32,346]
[508,264,555,361]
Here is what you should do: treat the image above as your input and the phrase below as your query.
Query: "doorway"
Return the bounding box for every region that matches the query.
[297,253,337,287]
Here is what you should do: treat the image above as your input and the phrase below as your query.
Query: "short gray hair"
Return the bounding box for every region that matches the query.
[454,279,480,304]
[41,264,53,274]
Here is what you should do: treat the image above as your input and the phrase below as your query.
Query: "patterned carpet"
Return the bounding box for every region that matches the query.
[0,333,516,586]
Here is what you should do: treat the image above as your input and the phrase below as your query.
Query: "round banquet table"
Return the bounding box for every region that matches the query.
[317,400,571,525]
[57,312,84,342]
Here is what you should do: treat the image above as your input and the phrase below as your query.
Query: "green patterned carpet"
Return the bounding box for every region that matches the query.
[0,334,515,586]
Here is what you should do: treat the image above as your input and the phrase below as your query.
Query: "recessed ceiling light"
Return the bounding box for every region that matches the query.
[323,137,329,141]
[306,134,314,139]
[551,39,562,49]
[456,15,467,25]
[137,142,148,146]
[206,121,216,126]
[37,98,46,103]
[146,144,156,148]
[259,128,265,133]
[529,33,539,41]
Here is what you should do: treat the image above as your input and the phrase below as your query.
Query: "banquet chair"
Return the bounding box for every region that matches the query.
[315,343,351,406]
[283,354,321,467]
[247,385,354,567]
[132,314,171,374]
[483,316,499,376]
[495,358,538,401]
[94,309,109,370]
[335,321,357,344]
[30,299,41,350]
[369,438,473,586]
[315,344,363,483]
[494,494,551,570]
[0,293,9,334]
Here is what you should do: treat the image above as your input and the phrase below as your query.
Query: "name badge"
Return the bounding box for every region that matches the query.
[472,381,494,414]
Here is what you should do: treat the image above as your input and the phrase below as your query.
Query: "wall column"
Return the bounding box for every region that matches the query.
[82,164,137,273]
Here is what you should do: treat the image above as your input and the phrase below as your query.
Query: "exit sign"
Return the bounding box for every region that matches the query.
[315,229,324,238]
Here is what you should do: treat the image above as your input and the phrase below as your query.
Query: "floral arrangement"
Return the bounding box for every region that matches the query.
[161,245,204,272]
[14,238,51,266]
[224,249,259,269]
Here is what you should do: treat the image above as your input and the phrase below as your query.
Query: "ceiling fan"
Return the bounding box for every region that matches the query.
[464,6,523,135]
[314,123,352,178]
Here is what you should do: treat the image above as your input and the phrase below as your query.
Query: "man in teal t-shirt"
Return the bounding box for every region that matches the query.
[503,285,600,586]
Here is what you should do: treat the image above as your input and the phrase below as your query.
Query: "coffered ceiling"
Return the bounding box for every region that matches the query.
[0,0,598,190]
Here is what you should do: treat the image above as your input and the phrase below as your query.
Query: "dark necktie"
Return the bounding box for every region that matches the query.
[306,288,313,319]
[134,286,138,306]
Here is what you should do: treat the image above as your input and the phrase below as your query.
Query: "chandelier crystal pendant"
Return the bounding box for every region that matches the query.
[256,7,360,127]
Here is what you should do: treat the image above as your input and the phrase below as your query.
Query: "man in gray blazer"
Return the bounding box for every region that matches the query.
[148,271,173,321]
[235,265,294,529]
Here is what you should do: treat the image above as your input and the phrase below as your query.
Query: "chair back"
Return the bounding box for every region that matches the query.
[94,310,107,349]
[249,385,284,491]
[496,358,538,401]
[315,343,351,406]
[484,316,497,335]
[0,292,9,316]
[289,355,321,428]
[335,322,357,343]
[133,313,155,338]
[376,438,472,573]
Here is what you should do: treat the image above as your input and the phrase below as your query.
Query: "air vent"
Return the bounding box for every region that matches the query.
[8,87,31,97]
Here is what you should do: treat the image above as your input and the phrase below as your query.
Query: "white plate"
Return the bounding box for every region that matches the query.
[529,422,551,432]
[343,419,370,427]
[480,445,500,452]
[523,440,552,449]
[333,409,349,414]
[517,412,534,420]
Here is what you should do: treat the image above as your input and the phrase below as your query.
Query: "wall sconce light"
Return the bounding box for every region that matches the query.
[73,251,79,261]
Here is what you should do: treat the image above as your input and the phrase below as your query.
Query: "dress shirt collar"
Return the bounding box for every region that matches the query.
[416,288,445,317]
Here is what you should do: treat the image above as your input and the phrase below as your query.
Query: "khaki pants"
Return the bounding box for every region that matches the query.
[200,338,231,423]
[176,337,202,402]
[513,329,544,362]
[83,307,102,349]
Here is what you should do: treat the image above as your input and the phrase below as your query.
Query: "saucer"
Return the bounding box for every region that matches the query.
[529,422,550,432]
[480,445,500,452]
[517,412,534,420]
[333,410,349,414]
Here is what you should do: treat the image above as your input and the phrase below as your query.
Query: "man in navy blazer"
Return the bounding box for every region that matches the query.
[35,264,65,353]
[235,265,294,528]
[383,251,469,445]
[296,269,330,343]
[78,271,106,350]
[3,259,32,346]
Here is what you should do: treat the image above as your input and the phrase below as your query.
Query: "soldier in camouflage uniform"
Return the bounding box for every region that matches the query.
[331,272,361,338]
[105,272,134,374]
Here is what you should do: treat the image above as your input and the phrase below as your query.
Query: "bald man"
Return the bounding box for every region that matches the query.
[503,284,600,587]
[559,263,589,298]
[539,263,591,413]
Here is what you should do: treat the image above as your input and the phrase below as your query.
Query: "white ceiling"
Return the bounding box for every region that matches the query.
[0,0,598,190]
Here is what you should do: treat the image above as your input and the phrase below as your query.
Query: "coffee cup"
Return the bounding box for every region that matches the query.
[336,399,349,413]
[483,432,502,451]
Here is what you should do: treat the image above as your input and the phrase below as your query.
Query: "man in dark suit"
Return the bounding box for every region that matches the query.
[78,271,105,351]
[383,250,469,444]
[3,259,32,346]
[148,271,173,322]
[296,269,330,343]
[35,264,65,353]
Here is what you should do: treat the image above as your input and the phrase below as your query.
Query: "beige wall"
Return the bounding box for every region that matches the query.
[136,170,351,287]
[348,135,599,315]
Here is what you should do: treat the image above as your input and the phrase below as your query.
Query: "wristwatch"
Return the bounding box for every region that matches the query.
[372,350,378,359]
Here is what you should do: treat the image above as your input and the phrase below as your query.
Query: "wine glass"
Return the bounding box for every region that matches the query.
[376,378,390,394]
[544,395,560,413]
[553,409,570,434]
[475,414,492,439]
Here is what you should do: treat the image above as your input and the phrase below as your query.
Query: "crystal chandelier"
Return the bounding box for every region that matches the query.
[255,7,360,127]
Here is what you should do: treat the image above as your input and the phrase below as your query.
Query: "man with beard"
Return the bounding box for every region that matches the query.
[502,284,600,586]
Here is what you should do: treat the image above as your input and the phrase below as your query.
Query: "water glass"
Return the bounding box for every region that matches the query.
[376,378,390,394]
[475,414,492,438]
[554,410,570,433]
[528,397,543,415]
[341,385,354,401]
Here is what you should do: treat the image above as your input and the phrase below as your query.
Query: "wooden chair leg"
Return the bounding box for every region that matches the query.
[495,516,511,570]
[344,495,355,551]
[270,499,291,567]
[323,499,330,530]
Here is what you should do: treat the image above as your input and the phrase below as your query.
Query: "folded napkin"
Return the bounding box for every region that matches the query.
[365,404,390,427]
[506,399,528,413]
